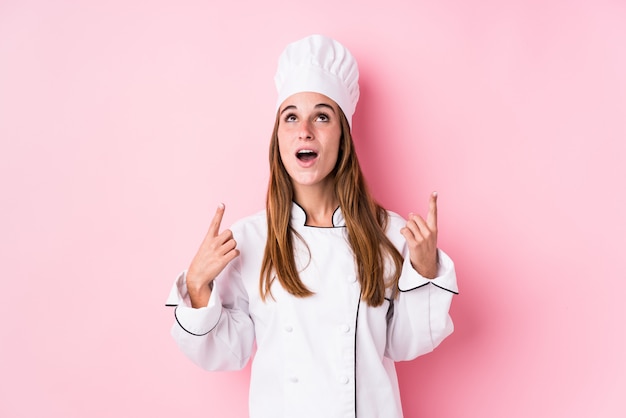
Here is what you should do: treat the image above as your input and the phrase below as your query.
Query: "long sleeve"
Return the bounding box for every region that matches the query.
[385,248,458,361]
[165,258,255,371]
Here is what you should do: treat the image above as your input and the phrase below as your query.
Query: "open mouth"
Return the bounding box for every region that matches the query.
[296,150,318,162]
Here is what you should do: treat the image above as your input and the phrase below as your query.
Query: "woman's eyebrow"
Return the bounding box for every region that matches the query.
[315,103,336,113]
[280,103,336,115]
[280,105,297,115]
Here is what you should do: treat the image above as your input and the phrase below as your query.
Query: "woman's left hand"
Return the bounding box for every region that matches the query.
[400,192,439,279]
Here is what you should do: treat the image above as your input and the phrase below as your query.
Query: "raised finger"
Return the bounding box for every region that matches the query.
[427,192,438,230]
[208,203,226,237]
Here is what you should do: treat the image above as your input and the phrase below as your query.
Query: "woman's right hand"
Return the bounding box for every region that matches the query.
[186,203,240,308]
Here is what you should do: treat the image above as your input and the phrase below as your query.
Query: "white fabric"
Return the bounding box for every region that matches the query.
[167,203,457,418]
[274,34,360,127]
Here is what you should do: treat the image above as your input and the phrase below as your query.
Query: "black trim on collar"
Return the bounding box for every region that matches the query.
[292,201,345,228]
[301,224,347,229]
[173,306,222,336]
[432,282,460,294]
[331,206,342,227]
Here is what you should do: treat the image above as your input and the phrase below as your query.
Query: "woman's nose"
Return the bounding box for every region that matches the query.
[298,120,313,140]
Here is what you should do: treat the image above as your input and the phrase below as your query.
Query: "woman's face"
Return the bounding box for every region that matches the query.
[277,92,342,193]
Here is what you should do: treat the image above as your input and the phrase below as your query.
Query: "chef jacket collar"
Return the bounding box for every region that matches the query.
[291,201,345,228]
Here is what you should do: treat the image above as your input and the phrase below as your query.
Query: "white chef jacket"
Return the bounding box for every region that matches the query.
[166,203,458,418]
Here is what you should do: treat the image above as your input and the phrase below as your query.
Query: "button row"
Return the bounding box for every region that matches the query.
[283,324,351,333]
[288,376,350,384]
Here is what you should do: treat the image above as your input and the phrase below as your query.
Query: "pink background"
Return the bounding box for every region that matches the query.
[2,0,625,417]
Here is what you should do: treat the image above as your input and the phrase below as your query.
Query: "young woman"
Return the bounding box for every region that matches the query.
[166,34,458,418]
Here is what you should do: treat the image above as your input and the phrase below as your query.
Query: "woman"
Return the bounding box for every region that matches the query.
[166,34,458,418]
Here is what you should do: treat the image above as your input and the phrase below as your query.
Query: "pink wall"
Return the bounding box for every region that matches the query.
[2,0,625,416]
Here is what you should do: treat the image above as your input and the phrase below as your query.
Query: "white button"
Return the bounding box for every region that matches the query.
[340,376,350,384]
[341,324,350,333]
[289,376,299,383]
[285,325,293,333]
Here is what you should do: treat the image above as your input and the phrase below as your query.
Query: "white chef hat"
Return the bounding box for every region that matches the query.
[274,34,360,127]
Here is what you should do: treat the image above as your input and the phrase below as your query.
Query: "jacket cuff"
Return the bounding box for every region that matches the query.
[165,271,222,336]
[398,249,459,294]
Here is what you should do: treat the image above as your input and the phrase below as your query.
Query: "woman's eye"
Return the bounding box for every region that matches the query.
[316,113,329,122]
[285,114,297,122]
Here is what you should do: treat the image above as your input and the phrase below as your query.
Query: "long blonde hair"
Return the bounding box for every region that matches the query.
[260,109,403,307]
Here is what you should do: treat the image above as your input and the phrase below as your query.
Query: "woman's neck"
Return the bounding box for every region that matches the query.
[292,183,338,227]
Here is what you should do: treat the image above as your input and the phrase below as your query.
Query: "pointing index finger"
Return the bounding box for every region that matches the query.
[427,191,438,229]
[208,203,226,237]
